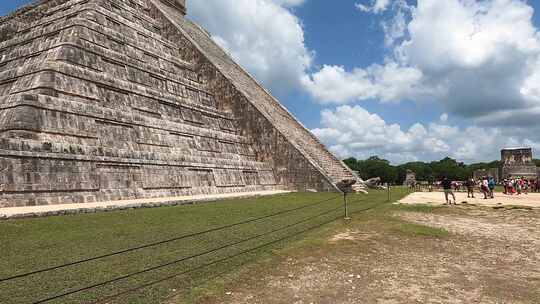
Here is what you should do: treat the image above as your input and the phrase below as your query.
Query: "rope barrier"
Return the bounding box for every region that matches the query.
[0,195,341,284]
[89,215,342,304]
[31,205,343,304]
[90,197,380,304]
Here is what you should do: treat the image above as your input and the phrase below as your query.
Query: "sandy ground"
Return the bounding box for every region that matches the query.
[0,190,290,219]
[197,206,540,304]
[398,191,540,208]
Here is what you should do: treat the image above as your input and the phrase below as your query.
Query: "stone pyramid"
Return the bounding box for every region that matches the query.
[0,0,362,208]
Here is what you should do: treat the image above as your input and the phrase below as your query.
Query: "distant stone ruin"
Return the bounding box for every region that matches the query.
[473,147,539,182]
[501,148,537,179]
[0,0,363,207]
[403,169,416,187]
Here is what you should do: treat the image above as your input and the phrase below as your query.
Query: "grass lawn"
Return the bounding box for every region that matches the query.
[0,188,426,304]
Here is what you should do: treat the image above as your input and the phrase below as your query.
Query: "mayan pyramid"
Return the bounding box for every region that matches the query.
[0,0,361,208]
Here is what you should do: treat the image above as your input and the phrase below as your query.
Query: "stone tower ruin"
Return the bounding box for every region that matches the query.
[501,148,538,179]
[0,0,360,208]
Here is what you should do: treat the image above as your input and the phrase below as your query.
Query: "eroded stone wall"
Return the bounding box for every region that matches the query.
[0,0,291,207]
[155,28,336,192]
[0,0,355,207]
[501,148,538,179]
[151,0,351,191]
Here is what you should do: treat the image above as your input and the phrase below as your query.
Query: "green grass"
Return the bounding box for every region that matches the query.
[392,203,443,213]
[0,187,436,304]
[389,220,449,237]
[375,204,449,238]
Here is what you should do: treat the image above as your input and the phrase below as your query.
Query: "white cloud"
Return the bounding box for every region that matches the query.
[355,0,392,14]
[301,65,376,103]
[305,0,540,127]
[301,62,423,104]
[312,105,540,164]
[380,0,411,46]
[272,0,306,7]
[187,0,540,163]
[381,6,406,46]
[312,105,452,162]
[189,0,313,95]
[440,113,448,122]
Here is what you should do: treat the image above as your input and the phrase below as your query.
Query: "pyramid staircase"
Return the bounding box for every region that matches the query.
[154,1,364,191]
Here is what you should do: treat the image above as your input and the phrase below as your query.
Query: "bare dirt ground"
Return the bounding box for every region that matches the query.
[399,191,540,208]
[193,206,540,304]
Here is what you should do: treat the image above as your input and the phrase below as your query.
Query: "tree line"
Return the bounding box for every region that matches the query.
[343,156,540,185]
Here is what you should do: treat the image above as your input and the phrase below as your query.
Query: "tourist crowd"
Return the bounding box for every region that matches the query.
[501,178,540,195]
[438,176,540,205]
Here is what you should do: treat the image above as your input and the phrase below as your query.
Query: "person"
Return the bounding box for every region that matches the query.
[481,177,489,199]
[502,178,508,195]
[465,177,475,198]
[488,176,496,199]
[441,176,456,205]
[516,178,522,195]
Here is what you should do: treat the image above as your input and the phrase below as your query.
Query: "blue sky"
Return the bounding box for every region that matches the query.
[4,0,540,164]
[0,0,30,15]
[294,0,440,129]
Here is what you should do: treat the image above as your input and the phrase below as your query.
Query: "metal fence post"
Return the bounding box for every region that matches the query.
[344,192,351,220]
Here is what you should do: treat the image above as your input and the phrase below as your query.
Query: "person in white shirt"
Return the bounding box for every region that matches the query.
[481,177,489,199]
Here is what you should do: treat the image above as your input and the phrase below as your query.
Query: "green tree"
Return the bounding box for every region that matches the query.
[342,156,505,184]
[357,156,398,184]
[397,162,434,184]
[430,157,470,180]
[343,157,360,172]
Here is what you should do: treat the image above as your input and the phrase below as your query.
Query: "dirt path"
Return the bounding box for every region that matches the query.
[194,207,540,304]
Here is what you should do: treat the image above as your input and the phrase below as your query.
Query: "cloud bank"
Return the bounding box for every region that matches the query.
[190,0,540,164]
[189,0,312,95]
[305,0,540,163]
[304,0,540,126]
[312,105,540,164]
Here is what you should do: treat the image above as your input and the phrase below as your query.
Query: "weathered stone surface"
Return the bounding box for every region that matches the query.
[0,0,358,207]
[403,169,416,186]
[501,148,538,179]
[365,177,386,190]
